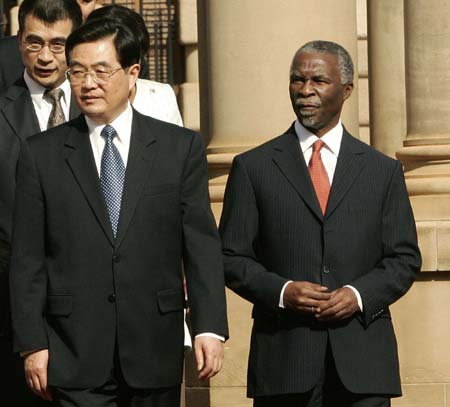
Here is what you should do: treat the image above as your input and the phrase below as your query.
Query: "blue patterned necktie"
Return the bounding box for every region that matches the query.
[100,125,125,237]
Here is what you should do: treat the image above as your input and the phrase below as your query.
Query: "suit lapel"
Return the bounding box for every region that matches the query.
[272,125,323,220]
[64,116,115,245]
[1,79,40,138]
[115,111,156,248]
[325,129,365,218]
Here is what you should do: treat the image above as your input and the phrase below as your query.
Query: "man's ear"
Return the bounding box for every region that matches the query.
[343,82,354,101]
[128,63,140,90]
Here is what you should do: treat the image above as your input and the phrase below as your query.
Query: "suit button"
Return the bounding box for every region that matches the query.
[113,255,120,263]
[108,294,116,303]
[323,266,330,274]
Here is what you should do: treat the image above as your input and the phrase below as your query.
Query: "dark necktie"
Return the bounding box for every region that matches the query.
[308,140,330,214]
[100,125,126,237]
[43,88,65,129]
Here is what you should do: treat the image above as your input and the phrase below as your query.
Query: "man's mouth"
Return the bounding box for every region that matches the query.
[35,68,55,77]
[81,95,100,102]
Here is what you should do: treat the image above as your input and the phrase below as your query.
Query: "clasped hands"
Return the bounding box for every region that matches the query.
[283,281,359,321]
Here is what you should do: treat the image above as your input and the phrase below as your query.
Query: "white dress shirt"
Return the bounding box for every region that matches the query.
[87,103,133,174]
[279,119,363,311]
[87,104,223,344]
[24,70,71,132]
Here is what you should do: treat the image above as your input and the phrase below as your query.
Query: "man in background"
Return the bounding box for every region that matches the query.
[0,0,97,93]
[0,0,82,404]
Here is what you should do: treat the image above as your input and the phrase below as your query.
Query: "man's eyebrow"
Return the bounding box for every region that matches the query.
[69,60,111,68]
[24,34,67,42]
[24,34,44,41]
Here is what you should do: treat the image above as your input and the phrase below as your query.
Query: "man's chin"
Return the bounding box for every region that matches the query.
[298,117,319,129]
[32,75,61,89]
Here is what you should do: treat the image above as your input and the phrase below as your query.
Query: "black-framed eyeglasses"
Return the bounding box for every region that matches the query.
[23,40,66,54]
[65,67,124,85]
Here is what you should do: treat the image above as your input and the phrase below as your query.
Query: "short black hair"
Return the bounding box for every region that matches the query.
[86,5,150,57]
[19,0,82,33]
[65,18,141,68]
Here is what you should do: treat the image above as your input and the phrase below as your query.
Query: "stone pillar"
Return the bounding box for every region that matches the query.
[9,0,23,35]
[367,0,406,158]
[393,1,450,405]
[397,0,450,271]
[198,0,359,216]
[179,0,200,131]
[194,1,359,406]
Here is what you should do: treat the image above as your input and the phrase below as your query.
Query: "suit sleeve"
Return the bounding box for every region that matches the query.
[219,156,289,309]
[181,132,228,338]
[9,139,48,352]
[350,160,421,325]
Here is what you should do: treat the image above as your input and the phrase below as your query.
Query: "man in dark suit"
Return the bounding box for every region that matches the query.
[0,0,82,405]
[0,0,98,94]
[0,0,149,93]
[10,18,228,407]
[219,40,421,406]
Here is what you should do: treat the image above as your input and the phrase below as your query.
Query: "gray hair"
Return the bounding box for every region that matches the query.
[292,40,354,85]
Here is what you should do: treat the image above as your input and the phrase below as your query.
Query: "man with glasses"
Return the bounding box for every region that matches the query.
[9,18,228,407]
[0,0,82,405]
[0,0,98,94]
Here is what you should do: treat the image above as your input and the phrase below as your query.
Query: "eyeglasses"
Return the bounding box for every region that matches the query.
[23,40,66,54]
[65,67,124,85]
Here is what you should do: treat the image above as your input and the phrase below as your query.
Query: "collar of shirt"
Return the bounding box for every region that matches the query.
[23,70,71,131]
[294,119,343,157]
[294,119,343,183]
[86,103,133,175]
[24,70,71,110]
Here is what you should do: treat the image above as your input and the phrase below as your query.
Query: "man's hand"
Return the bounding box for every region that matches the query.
[194,336,224,381]
[23,349,52,401]
[283,281,331,314]
[316,287,359,321]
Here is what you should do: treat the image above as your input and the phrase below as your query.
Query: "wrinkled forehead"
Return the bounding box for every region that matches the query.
[290,51,339,75]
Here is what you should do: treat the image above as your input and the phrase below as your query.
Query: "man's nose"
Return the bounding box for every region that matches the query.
[299,79,315,96]
[81,72,97,89]
[37,45,54,63]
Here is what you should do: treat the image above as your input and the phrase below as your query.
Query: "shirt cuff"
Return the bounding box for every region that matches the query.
[279,280,293,308]
[195,333,225,342]
[344,285,363,311]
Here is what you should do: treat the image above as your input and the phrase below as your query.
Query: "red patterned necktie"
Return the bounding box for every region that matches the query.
[308,140,330,214]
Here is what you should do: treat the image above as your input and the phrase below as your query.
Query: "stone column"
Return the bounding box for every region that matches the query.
[194,1,359,406]
[198,0,359,217]
[179,0,200,131]
[9,0,23,35]
[397,0,450,270]
[393,1,450,405]
[367,0,406,158]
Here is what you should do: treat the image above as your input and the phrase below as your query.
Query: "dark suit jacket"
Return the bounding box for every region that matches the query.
[0,36,24,94]
[10,110,228,389]
[0,77,80,338]
[219,125,421,397]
